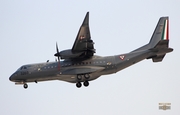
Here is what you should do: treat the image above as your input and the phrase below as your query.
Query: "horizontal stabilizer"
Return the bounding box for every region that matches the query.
[152,54,165,62]
[149,40,173,62]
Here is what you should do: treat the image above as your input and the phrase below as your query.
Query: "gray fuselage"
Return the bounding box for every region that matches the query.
[10,49,151,84]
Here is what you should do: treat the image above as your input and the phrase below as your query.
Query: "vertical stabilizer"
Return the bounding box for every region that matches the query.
[132,17,173,62]
[148,17,173,62]
[149,17,169,48]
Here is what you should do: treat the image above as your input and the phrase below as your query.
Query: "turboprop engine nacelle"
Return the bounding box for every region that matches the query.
[54,49,84,59]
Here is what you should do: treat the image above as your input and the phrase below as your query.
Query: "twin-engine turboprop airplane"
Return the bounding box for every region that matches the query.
[9,12,173,89]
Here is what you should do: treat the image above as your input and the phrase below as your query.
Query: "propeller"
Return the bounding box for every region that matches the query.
[54,42,61,70]
[54,42,61,61]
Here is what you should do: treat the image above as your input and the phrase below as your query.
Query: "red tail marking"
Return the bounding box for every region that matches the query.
[166,19,169,40]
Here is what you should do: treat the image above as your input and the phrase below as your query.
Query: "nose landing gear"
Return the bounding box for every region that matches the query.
[23,83,28,89]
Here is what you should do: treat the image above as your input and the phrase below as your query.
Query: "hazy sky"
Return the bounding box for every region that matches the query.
[1,0,179,115]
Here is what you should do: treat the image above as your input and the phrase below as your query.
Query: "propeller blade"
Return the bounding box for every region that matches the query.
[55,42,60,61]
[55,42,61,70]
[56,42,59,53]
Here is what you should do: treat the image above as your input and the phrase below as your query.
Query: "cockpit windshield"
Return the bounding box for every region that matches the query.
[17,66,27,71]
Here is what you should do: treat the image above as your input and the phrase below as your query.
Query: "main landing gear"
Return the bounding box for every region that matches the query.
[76,82,82,88]
[83,81,89,87]
[76,74,90,88]
[76,81,89,88]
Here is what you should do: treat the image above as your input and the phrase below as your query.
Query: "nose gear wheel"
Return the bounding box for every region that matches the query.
[23,83,28,89]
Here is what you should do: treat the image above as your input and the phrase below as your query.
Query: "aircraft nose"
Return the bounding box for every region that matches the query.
[9,72,17,81]
[9,74,14,81]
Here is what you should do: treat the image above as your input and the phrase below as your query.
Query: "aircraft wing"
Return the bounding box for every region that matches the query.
[72,12,95,58]
[61,66,104,75]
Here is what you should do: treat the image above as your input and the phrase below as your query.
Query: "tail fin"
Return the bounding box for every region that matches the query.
[132,17,173,62]
[149,17,169,48]
[148,17,173,62]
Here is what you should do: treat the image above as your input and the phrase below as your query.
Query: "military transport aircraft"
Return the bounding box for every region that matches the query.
[9,12,173,89]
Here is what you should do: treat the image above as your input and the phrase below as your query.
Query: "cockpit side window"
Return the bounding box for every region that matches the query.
[20,67,23,70]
